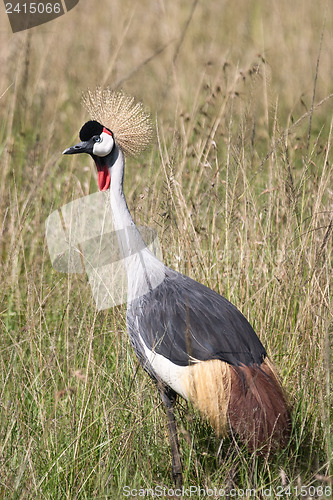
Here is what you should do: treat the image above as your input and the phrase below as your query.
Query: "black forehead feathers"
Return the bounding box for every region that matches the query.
[79,120,104,141]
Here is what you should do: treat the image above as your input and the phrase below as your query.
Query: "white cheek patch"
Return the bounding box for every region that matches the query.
[93,131,114,157]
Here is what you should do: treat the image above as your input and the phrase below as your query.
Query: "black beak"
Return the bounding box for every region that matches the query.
[62,140,93,155]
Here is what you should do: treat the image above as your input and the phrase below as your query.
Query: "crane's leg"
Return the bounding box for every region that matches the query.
[159,385,183,488]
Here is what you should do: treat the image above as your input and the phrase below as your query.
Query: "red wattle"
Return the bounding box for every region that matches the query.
[97,166,111,191]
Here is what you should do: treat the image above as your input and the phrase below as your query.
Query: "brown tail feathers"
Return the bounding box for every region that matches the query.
[185,358,291,452]
[228,359,291,452]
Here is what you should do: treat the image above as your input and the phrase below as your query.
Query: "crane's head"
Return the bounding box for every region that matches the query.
[63,120,114,191]
[62,88,153,191]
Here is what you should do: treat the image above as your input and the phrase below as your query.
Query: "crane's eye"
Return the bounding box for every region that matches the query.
[93,135,102,143]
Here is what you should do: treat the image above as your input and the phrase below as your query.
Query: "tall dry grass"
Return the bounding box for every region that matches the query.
[0,0,332,497]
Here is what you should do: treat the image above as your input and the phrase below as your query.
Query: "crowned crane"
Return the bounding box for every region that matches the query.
[63,88,291,487]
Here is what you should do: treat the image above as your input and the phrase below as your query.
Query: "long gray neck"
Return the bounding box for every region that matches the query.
[105,144,165,301]
[107,145,141,248]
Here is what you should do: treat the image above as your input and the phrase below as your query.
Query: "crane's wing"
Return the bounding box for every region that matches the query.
[127,267,266,367]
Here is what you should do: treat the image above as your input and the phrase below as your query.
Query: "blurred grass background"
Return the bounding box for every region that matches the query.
[0,0,332,497]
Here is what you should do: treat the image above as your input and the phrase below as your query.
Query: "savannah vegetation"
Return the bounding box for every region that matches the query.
[0,0,332,497]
